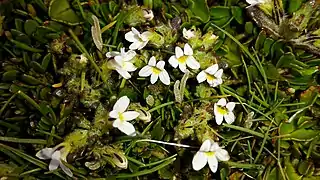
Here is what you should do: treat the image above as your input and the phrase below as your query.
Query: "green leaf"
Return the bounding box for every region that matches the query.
[187,0,210,23]
[210,6,231,19]
[287,0,303,13]
[231,6,243,24]
[279,122,296,135]
[284,157,303,180]
[24,20,39,36]
[283,129,319,141]
[48,0,83,25]
[151,122,165,140]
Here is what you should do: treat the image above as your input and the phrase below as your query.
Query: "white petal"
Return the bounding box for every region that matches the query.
[159,70,170,85]
[125,31,137,42]
[186,56,200,70]
[116,68,131,79]
[123,62,137,72]
[129,41,144,50]
[113,96,130,113]
[49,158,60,171]
[131,27,140,35]
[205,64,219,75]
[141,31,152,41]
[226,102,236,111]
[208,156,218,173]
[210,142,220,151]
[178,64,187,73]
[149,56,156,66]
[217,98,227,106]
[168,56,179,68]
[129,40,143,50]
[117,121,136,136]
[197,71,207,83]
[175,46,184,58]
[122,111,140,121]
[182,28,188,38]
[215,149,230,161]
[139,66,153,77]
[210,80,220,87]
[113,119,121,128]
[224,112,235,124]
[156,61,165,70]
[106,51,120,58]
[123,50,136,61]
[150,73,159,84]
[51,150,61,160]
[60,162,73,177]
[246,0,260,5]
[214,104,224,125]
[214,69,223,78]
[192,152,207,171]
[184,43,193,56]
[200,139,212,152]
[36,148,55,160]
[109,110,119,119]
[138,41,148,50]
[214,78,223,85]
[49,150,61,171]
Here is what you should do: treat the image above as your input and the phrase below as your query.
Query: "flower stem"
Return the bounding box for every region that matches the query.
[223,123,267,139]
[148,101,175,113]
[68,29,112,94]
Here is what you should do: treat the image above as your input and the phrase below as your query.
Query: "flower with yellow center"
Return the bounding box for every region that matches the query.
[168,43,200,73]
[214,98,236,125]
[138,56,170,85]
[192,139,230,173]
[109,96,140,136]
[196,64,223,87]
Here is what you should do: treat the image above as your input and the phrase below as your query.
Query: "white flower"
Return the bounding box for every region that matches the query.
[138,56,170,85]
[246,0,266,6]
[79,54,87,64]
[125,27,152,50]
[196,64,223,87]
[36,147,73,177]
[106,48,137,79]
[109,96,140,136]
[214,98,236,125]
[192,139,230,173]
[168,43,200,73]
[182,28,195,39]
[143,9,154,21]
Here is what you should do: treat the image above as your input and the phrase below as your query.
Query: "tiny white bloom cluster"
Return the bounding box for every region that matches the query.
[143,9,154,21]
[192,139,230,173]
[182,28,195,39]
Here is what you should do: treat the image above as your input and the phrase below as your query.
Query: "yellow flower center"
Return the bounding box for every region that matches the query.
[217,106,228,115]
[118,112,124,121]
[205,152,215,157]
[206,73,216,81]
[178,55,188,63]
[152,67,161,74]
